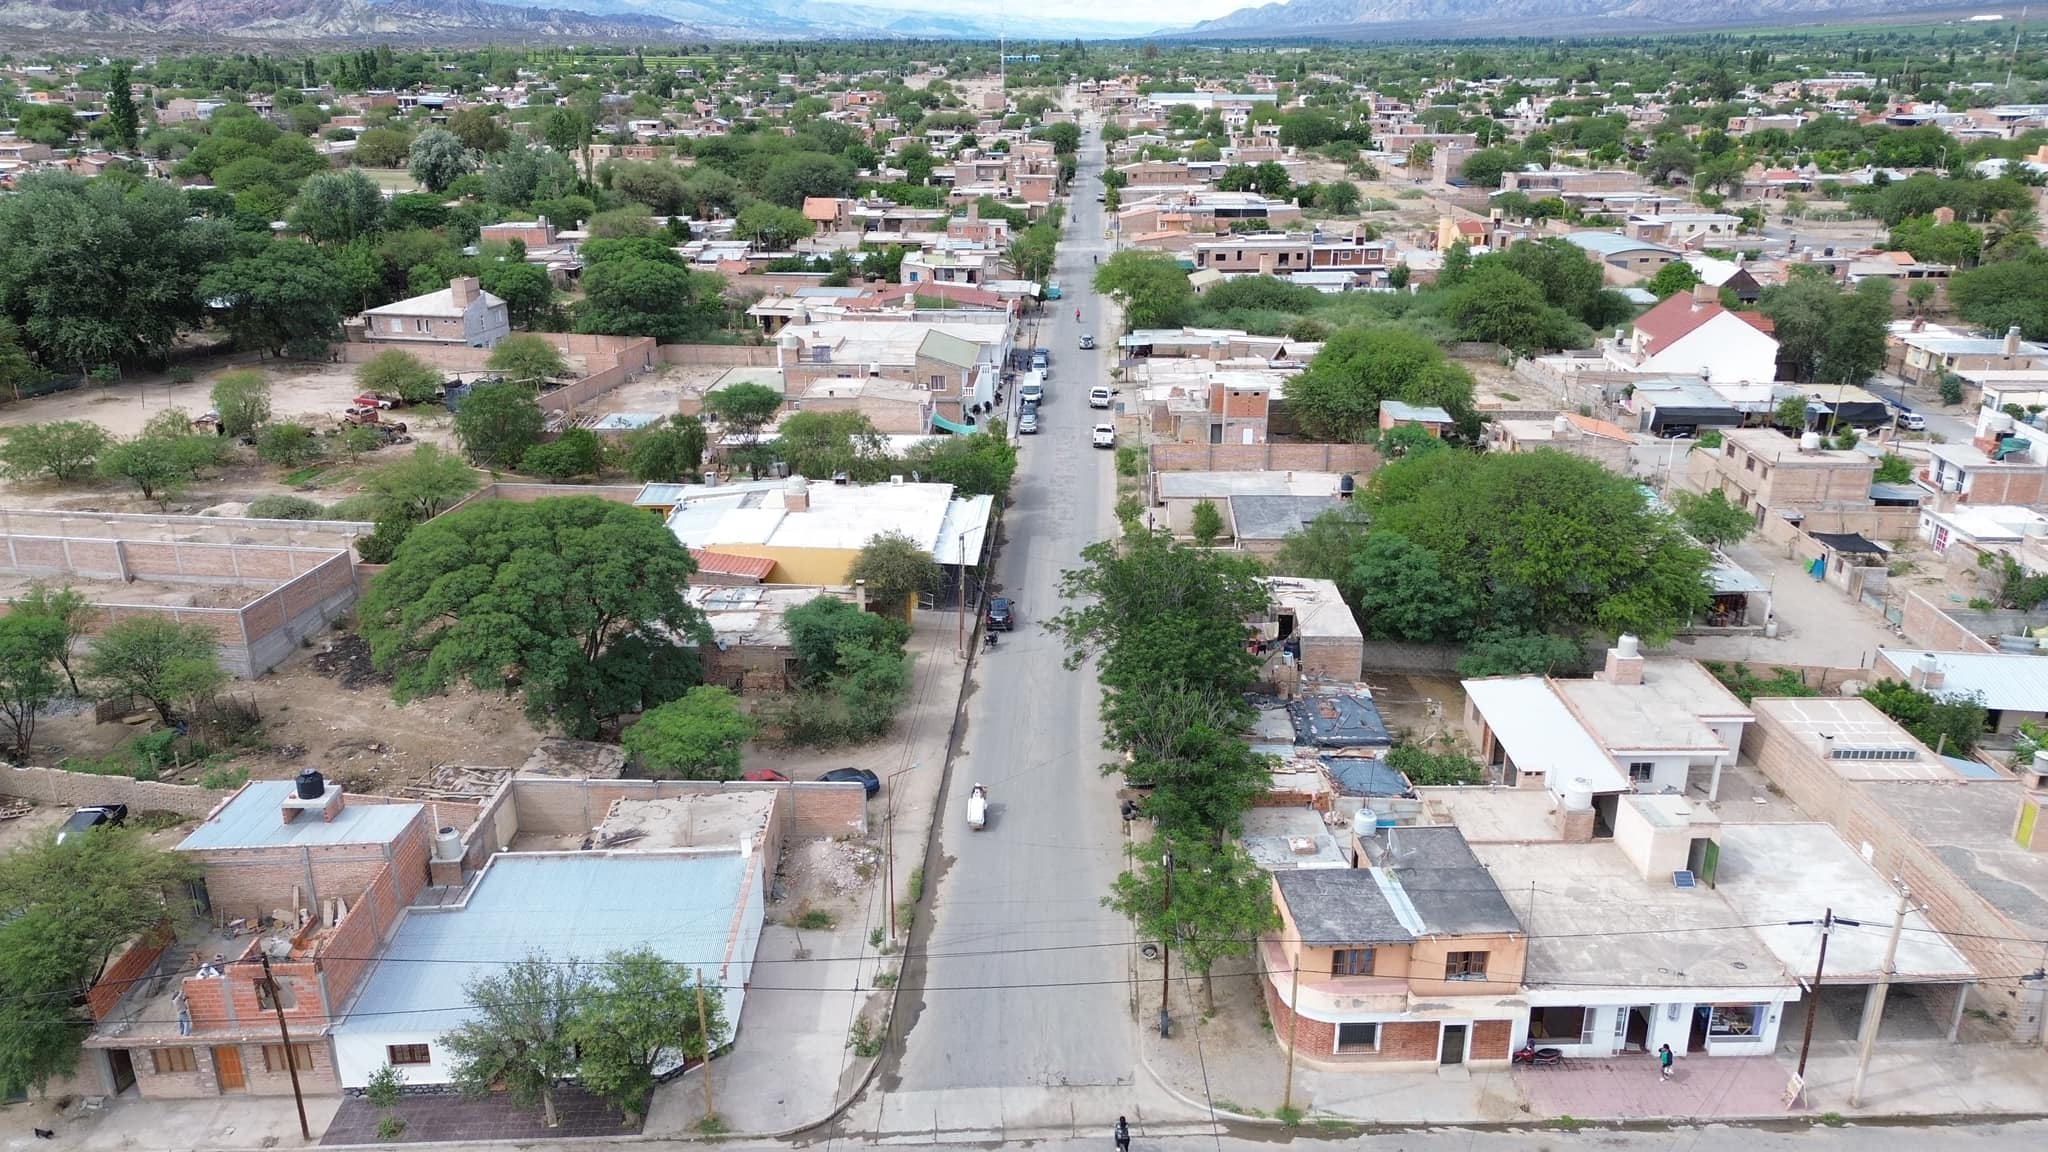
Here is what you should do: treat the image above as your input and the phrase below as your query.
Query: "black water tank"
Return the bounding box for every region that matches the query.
[295,769,325,800]
[1339,474,1356,498]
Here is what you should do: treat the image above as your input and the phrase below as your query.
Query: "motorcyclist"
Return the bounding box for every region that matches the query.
[1075,308,1082,322]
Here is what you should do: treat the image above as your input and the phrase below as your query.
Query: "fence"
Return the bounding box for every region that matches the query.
[335,334,658,417]
[1148,442,1381,474]
[1900,588,2048,654]
[0,508,369,549]
[656,343,780,368]
[0,763,240,816]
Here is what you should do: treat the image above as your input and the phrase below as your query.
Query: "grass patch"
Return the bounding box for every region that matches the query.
[1545,1115,1589,1131]
[872,969,897,989]
[1817,1112,1846,1128]
[1275,1104,1304,1127]
[130,809,190,832]
[695,1113,728,1136]
[907,865,925,903]
[281,463,337,487]
[847,1014,883,1058]
[1213,1100,1266,1118]
[791,904,834,930]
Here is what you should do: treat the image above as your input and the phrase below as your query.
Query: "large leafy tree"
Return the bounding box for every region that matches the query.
[290,170,385,245]
[104,63,140,153]
[0,174,228,373]
[621,686,753,780]
[407,126,474,194]
[1283,326,1476,443]
[0,612,66,758]
[847,532,939,619]
[1093,251,1195,332]
[359,497,707,736]
[1105,834,1277,1012]
[623,415,708,483]
[363,443,479,522]
[453,380,545,468]
[82,617,225,725]
[442,953,586,1128]
[1948,251,2048,342]
[902,429,1018,505]
[1759,269,1892,386]
[0,421,111,484]
[200,243,348,359]
[1349,532,1476,642]
[572,950,725,1123]
[575,255,724,343]
[772,411,894,483]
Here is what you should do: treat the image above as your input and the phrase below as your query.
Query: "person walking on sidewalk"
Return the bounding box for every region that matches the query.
[1114,1116,1130,1152]
[1658,1044,1675,1081]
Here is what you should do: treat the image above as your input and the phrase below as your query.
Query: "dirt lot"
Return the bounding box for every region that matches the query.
[583,363,724,419]
[770,835,880,923]
[31,636,545,794]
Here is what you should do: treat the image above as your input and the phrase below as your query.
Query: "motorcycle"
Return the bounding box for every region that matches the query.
[1512,1044,1563,1067]
[983,629,998,651]
[967,783,989,830]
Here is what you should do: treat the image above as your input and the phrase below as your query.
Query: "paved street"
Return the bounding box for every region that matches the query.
[881,123,1138,1106]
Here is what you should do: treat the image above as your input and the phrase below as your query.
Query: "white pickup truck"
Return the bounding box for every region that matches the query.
[1088,386,1113,408]
[1092,424,1116,448]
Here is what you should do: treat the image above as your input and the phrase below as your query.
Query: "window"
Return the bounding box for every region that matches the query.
[1706,1003,1764,1041]
[152,1048,198,1074]
[262,1044,314,1072]
[1334,1022,1379,1051]
[809,345,831,364]
[1331,948,1376,977]
[387,1044,432,1066]
[412,318,430,334]
[1444,951,1489,981]
[1744,455,1755,473]
[1628,761,1655,784]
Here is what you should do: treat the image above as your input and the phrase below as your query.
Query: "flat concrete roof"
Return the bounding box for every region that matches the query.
[687,585,842,648]
[1263,577,1361,642]
[1422,786,1565,843]
[1714,823,1976,983]
[1553,660,1751,757]
[179,783,419,851]
[594,793,777,852]
[1241,807,1348,870]
[1722,427,1872,467]
[1748,698,1956,781]
[1471,839,1790,991]
[1155,471,1347,500]
[1862,779,2048,935]
[1462,677,1629,794]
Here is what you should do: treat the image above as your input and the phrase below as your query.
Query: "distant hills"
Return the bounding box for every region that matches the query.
[1183,0,2013,37]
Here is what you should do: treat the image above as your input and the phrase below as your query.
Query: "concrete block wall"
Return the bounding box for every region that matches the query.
[0,508,369,550]
[657,343,780,367]
[1900,590,2002,654]
[1148,442,1379,475]
[0,765,239,816]
[237,552,361,676]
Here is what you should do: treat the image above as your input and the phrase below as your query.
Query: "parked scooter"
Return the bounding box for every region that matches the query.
[983,629,999,651]
[1512,1044,1564,1067]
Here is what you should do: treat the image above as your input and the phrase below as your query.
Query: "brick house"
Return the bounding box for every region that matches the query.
[353,276,510,348]
[83,779,436,1100]
[1264,826,1526,1068]
[1684,427,1877,525]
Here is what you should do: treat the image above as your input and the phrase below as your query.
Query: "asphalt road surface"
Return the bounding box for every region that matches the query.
[885,123,1135,1094]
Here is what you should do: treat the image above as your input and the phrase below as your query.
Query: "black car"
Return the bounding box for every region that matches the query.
[56,804,128,844]
[818,767,881,797]
[985,597,1015,631]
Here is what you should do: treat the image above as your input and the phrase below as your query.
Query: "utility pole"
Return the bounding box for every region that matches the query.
[259,953,311,1141]
[1851,885,1913,1107]
[1794,908,1860,1083]
[1158,847,1173,1039]
[1282,953,1301,1112]
[694,968,715,1121]
[956,559,968,659]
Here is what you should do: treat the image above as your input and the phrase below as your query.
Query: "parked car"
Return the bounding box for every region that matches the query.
[1897,410,1927,432]
[1045,282,1063,301]
[352,393,398,410]
[1088,386,1113,409]
[985,596,1015,631]
[1020,382,1045,407]
[1030,348,1050,372]
[1079,334,1096,350]
[741,769,789,782]
[56,804,128,845]
[1019,411,1040,434]
[1092,424,1116,448]
[818,767,880,797]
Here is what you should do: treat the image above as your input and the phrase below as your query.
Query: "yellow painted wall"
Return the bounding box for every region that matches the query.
[702,544,861,587]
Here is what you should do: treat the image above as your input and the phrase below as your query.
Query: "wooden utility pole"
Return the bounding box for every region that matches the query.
[1282,953,1301,1112]
[260,953,311,1141]
[1158,848,1173,1038]
[1851,887,1913,1107]
[695,968,715,1120]
[885,797,896,940]
[1795,908,1841,1082]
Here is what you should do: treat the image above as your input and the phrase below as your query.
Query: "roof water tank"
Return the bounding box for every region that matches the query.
[1617,634,1641,658]
[294,769,325,800]
[1553,414,1570,434]
[1560,778,1594,811]
[1338,474,1356,496]
[433,826,462,863]
[1799,431,1823,452]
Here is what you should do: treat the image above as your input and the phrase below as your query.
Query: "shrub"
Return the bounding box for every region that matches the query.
[357,349,444,406]
[519,428,602,481]
[256,422,320,466]
[246,494,327,520]
[210,370,272,438]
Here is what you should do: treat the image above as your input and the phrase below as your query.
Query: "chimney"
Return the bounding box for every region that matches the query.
[1691,282,1714,310]
[783,475,810,512]
[967,200,980,222]
[1907,653,1945,692]
[1604,634,1646,686]
[449,275,479,307]
[1932,205,1956,226]
[2005,326,2023,356]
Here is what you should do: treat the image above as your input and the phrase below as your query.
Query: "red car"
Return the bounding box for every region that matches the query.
[742,769,789,782]
[352,393,397,410]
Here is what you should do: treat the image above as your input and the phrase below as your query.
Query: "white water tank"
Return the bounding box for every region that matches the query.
[1799,431,1823,452]
[1617,634,1641,658]
[1552,414,1570,434]
[1560,778,1594,811]
[433,826,462,862]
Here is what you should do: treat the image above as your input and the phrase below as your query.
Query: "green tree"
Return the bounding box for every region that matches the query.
[573,949,725,1123]
[773,411,893,484]
[901,429,1018,505]
[1455,626,1587,677]
[442,952,587,1128]
[622,686,754,780]
[1861,678,1988,755]
[407,126,474,194]
[453,381,546,468]
[847,532,938,619]
[785,595,908,685]
[357,349,445,406]
[1271,505,1371,587]
[358,497,706,736]
[735,202,816,249]
[11,582,89,694]
[1875,453,1913,484]
[1284,326,1476,442]
[1385,743,1485,786]
[98,434,206,507]
[104,63,140,153]
[1320,179,1361,215]
[623,416,708,483]
[291,170,385,245]
[0,612,65,758]
[1349,532,1476,642]
[1671,488,1754,548]
[209,370,271,438]
[1760,271,1891,386]
[1093,251,1194,333]
[478,260,554,329]
[0,421,110,483]
[257,422,319,466]
[81,617,225,725]
[520,429,602,481]
[575,257,723,343]
[703,382,784,463]
[1646,260,1702,300]
[1948,252,2048,342]
[759,152,856,208]
[447,107,510,155]
[1447,265,1582,353]
[1104,834,1277,1012]
[1888,215,1984,268]
[354,126,413,168]
[486,334,568,388]
[201,242,348,359]
[1189,499,1225,546]
[1406,140,1435,176]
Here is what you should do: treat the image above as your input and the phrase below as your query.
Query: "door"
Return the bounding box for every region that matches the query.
[212,1046,246,1093]
[108,1049,137,1096]
[1691,839,1720,888]
[1439,1024,1468,1065]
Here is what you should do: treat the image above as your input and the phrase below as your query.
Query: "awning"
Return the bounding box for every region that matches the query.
[930,413,976,435]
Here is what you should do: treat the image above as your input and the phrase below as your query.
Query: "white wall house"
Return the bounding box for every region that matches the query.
[1610,288,1780,384]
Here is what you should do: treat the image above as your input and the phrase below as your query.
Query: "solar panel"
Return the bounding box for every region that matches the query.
[1672,870,1697,889]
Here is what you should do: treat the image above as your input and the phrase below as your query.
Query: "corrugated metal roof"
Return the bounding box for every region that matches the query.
[1461,677,1628,793]
[1883,650,2048,713]
[178,782,420,851]
[336,853,751,1037]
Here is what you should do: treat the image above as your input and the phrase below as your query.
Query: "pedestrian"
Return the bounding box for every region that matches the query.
[1114,1115,1130,1152]
[1657,1043,1674,1081]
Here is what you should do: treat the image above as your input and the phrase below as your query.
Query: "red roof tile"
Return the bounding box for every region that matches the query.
[690,549,777,581]
[1631,293,1725,352]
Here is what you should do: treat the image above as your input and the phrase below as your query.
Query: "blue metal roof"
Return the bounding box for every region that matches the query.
[1323,756,1408,797]
[177,782,420,851]
[336,853,751,1037]
[1942,755,2006,781]
[1289,690,1392,749]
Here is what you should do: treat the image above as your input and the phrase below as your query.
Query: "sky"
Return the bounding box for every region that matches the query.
[855,0,1243,30]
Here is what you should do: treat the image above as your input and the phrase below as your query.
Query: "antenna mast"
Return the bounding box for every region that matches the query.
[2010,7,2028,93]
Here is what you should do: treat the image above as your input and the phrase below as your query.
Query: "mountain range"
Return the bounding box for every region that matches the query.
[1183,0,2008,37]
[0,0,1165,40]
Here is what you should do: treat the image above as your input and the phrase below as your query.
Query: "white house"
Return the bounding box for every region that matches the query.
[355,276,511,348]
[1608,286,1779,383]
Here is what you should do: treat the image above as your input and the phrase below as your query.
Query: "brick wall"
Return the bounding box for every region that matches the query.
[1472,1018,1512,1060]
[1900,589,2002,653]
[89,922,174,1020]
[657,343,780,367]
[1149,442,1380,475]
[0,764,239,815]
[124,1038,340,1099]
[1262,974,1469,1066]
[188,805,432,924]
[1299,636,1364,684]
